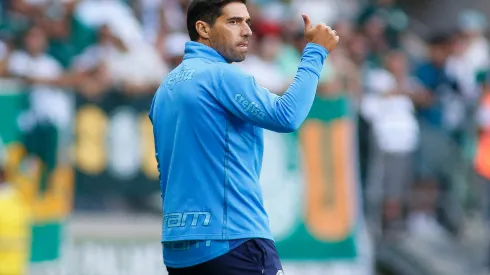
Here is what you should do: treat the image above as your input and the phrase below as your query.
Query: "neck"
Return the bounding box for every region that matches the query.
[28,51,42,58]
[432,60,445,68]
[196,38,212,48]
[195,39,233,64]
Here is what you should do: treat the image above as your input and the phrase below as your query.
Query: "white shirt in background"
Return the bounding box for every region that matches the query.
[74,42,168,87]
[361,69,420,154]
[8,51,73,129]
[75,0,144,46]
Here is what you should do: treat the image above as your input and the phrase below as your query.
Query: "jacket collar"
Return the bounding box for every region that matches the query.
[183,41,228,63]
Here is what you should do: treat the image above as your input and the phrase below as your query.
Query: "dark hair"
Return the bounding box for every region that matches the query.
[186,0,247,41]
[427,32,451,46]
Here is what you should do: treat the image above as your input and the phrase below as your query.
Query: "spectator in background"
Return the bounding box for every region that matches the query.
[359,12,389,68]
[446,31,480,104]
[414,34,467,238]
[7,25,72,131]
[333,19,355,49]
[458,10,489,83]
[74,24,167,96]
[357,0,409,49]
[347,31,369,68]
[72,24,122,98]
[446,10,489,105]
[9,0,44,21]
[42,0,97,69]
[3,0,41,40]
[362,50,420,235]
[415,33,465,143]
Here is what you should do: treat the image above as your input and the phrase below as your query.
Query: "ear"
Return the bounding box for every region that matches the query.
[196,20,211,40]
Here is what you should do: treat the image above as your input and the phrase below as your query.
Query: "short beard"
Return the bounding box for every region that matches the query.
[226,53,246,63]
[210,38,246,63]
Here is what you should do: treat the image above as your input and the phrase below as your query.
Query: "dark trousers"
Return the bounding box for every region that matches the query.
[166,239,284,275]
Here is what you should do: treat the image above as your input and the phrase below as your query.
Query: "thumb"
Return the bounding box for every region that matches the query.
[302,14,312,30]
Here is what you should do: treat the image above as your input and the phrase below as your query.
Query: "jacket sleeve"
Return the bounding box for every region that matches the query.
[216,43,328,133]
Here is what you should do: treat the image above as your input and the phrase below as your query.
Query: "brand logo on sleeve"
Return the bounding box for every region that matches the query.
[234,94,265,120]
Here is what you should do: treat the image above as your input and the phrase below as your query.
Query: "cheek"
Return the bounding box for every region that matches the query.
[220,32,237,54]
[220,29,235,44]
[212,28,230,45]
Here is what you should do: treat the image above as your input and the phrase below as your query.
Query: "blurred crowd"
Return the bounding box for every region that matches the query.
[1,0,490,271]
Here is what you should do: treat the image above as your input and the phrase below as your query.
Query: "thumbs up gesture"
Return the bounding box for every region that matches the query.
[302,14,339,52]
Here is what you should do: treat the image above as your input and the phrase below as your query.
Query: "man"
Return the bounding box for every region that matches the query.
[414,33,466,235]
[415,33,464,141]
[362,50,420,236]
[149,0,338,274]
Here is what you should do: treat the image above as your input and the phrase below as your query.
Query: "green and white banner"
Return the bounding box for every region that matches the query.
[261,95,362,260]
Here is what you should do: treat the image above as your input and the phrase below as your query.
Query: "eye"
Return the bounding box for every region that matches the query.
[229,20,238,25]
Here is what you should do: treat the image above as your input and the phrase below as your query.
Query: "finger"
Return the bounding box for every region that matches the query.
[302,14,312,30]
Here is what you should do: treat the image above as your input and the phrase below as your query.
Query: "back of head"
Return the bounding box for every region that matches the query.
[186,0,247,41]
[426,32,451,66]
[427,33,451,47]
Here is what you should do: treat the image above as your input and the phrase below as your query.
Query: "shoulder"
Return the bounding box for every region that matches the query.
[8,51,28,63]
[7,51,29,74]
[35,54,64,75]
[416,63,433,74]
[42,54,63,68]
[216,63,253,83]
[415,63,436,81]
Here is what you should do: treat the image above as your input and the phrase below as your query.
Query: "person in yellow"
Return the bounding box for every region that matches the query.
[0,142,31,275]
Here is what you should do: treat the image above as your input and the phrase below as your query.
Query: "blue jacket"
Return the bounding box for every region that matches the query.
[149,41,328,243]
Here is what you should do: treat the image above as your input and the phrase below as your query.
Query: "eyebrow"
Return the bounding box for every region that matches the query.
[227,16,251,24]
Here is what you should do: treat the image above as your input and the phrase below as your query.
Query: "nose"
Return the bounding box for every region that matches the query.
[242,23,252,37]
